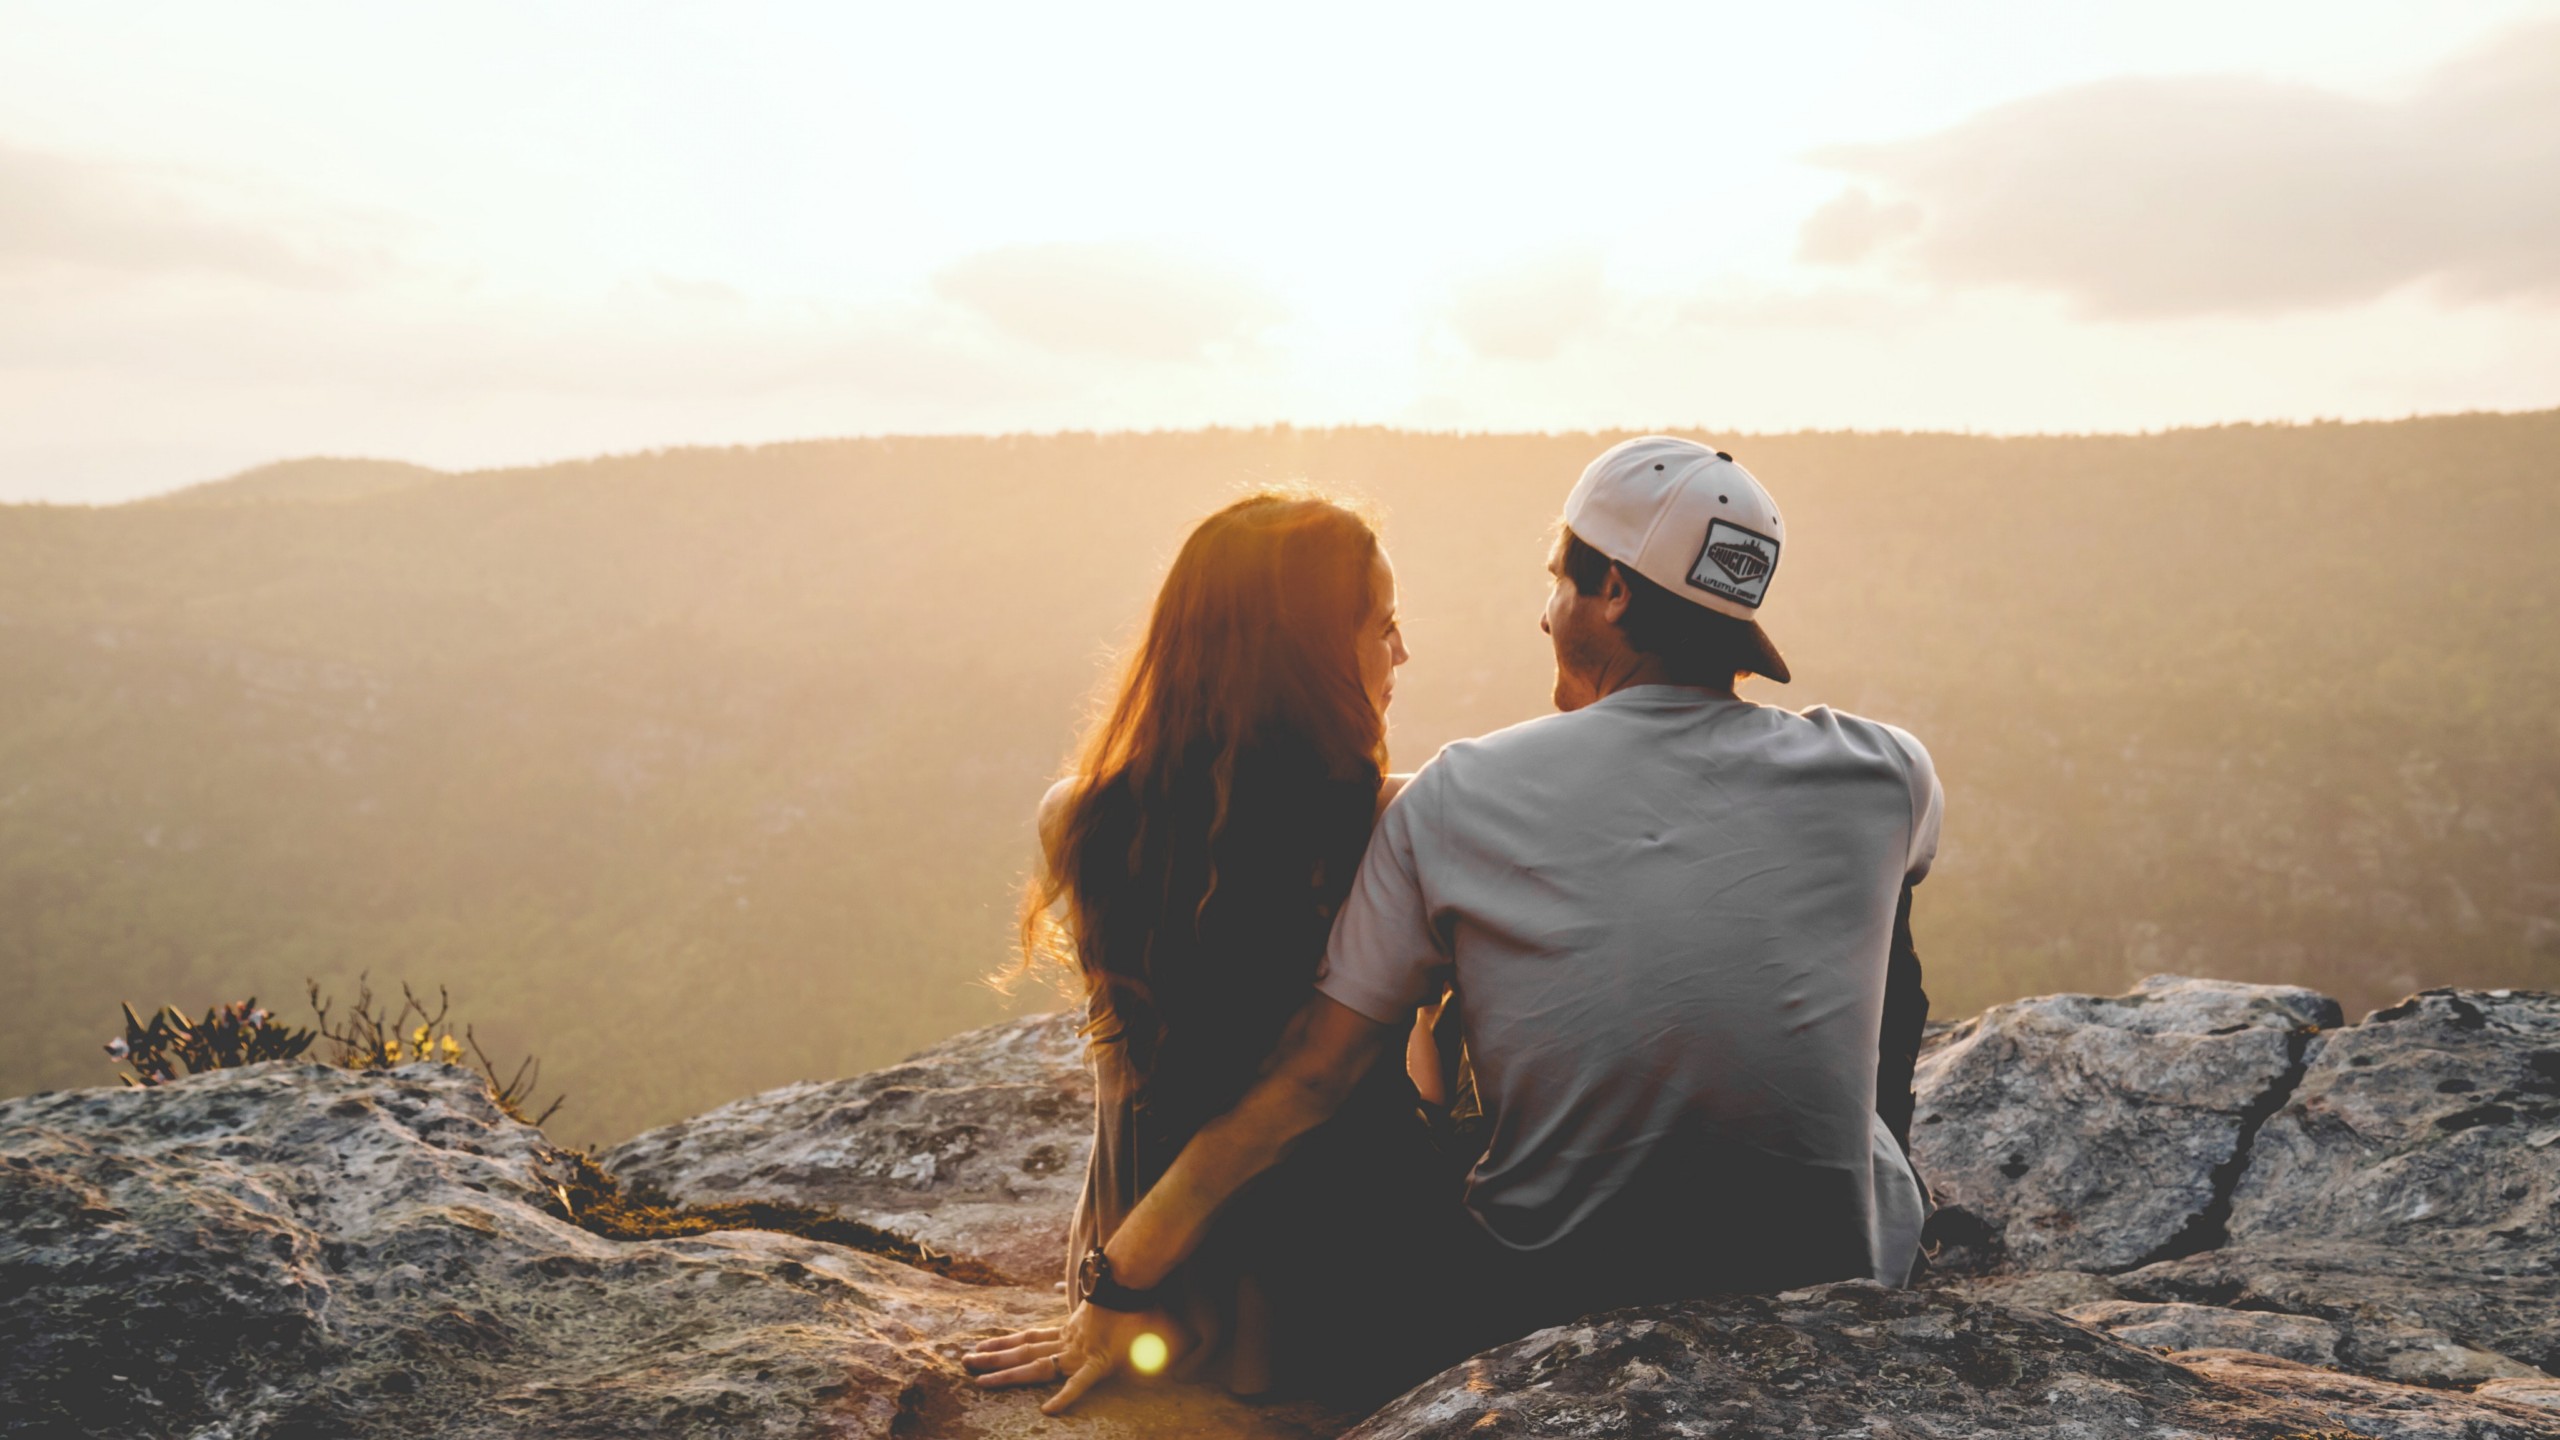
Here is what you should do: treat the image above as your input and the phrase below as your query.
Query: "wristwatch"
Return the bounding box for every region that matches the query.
[1077,1242,1162,1313]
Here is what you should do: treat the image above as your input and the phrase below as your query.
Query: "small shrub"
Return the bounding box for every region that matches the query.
[104,999,317,1086]
[106,973,563,1126]
[307,975,563,1125]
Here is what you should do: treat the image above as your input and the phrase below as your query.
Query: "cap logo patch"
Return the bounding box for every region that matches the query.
[1687,520,1779,608]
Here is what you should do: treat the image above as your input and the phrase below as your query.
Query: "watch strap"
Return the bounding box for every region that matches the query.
[1079,1243,1161,1313]
[1084,1270,1160,1312]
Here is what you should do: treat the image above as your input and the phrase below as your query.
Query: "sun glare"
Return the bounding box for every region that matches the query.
[0,1,2553,501]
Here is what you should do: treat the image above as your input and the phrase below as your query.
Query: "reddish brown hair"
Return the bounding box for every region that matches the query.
[1023,490,1387,1101]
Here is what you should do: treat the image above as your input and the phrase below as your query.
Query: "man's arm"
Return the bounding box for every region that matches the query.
[1106,992,1398,1288]
[1875,882,1927,1158]
[1021,994,1398,1413]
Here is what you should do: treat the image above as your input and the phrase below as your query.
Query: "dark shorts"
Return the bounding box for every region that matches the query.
[1231,1089,1875,1405]
[1430,1144,1874,1360]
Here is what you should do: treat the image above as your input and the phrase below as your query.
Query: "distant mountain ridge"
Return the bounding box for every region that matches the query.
[154,457,451,507]
[3,414,2555,1142]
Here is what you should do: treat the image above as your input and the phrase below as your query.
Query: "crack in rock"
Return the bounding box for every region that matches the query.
[1911,976,2341,1275]
[2122,1025,2319,1271]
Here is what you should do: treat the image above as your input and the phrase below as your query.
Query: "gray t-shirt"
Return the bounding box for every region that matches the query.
[1316,685,1941,1282]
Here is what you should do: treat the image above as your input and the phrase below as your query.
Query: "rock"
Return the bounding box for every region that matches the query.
[1908,978,2560,1392]
[603,1011,1090,1286]
[2476,1378,2560,1412]
[2063,1300,2541,1388]
[2228,988,2560,1263]
[2173,1350,2560,1440]
[2115,1247,2560,1390]
[1344,1281,2444,1439]
[1936,1267,2126,1312]
[2363,1340,2551,1391]
[2106,990,2560,1379]
[18,978,2560,1437]
[2066,1300,2347,1367]
[1912,974,2342,1273]
[0,1061,1336,1440]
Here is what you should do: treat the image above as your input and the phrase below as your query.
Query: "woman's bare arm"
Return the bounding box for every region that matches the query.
[1036,775,1077,871]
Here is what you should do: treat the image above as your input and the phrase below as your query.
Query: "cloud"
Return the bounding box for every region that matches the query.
[1440,249,1610,360]
[930,242,1284,360]
[1799,19,2560,317]
[0,142,346,286]
[1794,189,1921,268]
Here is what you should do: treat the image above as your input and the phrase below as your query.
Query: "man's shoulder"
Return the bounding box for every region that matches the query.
[1407,707,1607,788]
[1791,705,1933,771]
[1795,708,1945,880]
[1401,701,1936,799]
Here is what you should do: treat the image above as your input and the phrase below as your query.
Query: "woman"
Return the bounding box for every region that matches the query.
[963,489,1451,1406]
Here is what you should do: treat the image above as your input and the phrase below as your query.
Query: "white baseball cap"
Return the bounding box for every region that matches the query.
[1562,435,1791,683]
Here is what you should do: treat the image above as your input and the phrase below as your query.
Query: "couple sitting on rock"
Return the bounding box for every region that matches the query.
[963,437,1944,1414]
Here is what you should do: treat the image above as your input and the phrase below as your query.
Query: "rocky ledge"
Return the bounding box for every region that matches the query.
[8,976,2559,1438]
[0,1058,1331,1440]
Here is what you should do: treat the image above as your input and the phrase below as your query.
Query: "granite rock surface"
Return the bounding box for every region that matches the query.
[2064,1300,2543,1389]
[2092,988,2560,1388]
[2171,1350,2560,1440]
[602,1011,1090,1286]
[1343,1283,2560,1440]
[2225,988,2560,1261]
[0,1059,1331,1440]
[1910,973,2342,1273]
[14,977,2560,1438]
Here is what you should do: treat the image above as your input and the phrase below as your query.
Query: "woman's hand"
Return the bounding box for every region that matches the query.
[967,1302,1186,1414]
[962,1322,1068,1389]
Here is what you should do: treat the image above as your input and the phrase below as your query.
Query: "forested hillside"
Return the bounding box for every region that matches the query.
[5,415,2554,1141]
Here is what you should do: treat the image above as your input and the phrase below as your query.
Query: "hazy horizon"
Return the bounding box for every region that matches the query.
[30,402,2560,509]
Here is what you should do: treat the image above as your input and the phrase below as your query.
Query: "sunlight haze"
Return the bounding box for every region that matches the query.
[4,0,2557,500]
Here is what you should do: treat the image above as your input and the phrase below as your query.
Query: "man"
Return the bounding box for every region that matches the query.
[1015,436,1941,1412]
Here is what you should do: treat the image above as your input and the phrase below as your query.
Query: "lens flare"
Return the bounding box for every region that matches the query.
[1128,1331,1170,1376]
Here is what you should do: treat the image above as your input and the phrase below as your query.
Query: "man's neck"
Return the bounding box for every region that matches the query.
[1587,653,1737,704]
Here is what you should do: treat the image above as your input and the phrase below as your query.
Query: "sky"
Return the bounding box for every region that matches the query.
[3,0,2558,502]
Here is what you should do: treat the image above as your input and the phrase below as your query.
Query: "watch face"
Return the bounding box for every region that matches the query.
[1078,1244,1105,1299]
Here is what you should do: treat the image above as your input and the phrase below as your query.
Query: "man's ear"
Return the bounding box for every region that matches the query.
[1600,563,1636,626]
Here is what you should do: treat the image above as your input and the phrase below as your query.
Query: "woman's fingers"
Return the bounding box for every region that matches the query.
[961,1339,1064,1375]
[971,1350,1070,1389]
[962,1326,1061,1363]
[968,1325,1061,1351]
[962,1328,1061,1359]
[1041,1357,1112,1415]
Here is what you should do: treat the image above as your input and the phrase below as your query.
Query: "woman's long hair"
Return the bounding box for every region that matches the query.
[1023,490,1387,1124]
